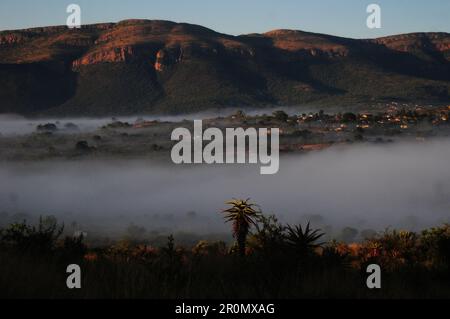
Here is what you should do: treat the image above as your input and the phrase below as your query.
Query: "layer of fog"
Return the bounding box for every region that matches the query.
[1,139,449,237]
[0,113,191,136]
[0,105,347,136]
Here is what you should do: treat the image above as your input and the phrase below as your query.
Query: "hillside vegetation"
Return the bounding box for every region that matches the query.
[0,20,449,116]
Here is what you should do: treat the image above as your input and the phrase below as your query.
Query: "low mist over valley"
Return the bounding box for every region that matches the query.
[1,139,449,241]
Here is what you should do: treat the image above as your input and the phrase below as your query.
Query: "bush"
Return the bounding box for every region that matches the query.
[0,216,64,254]
[361,230,421,271]
[250,214,286,254]
[421,224,450,270]
[58,234,88,261]
[272,110,289,122]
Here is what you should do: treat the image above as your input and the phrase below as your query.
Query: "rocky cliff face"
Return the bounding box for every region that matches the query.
[0,19,449,115]
[73,46,135,67]
[373,33,450,54]
[261,29,350,57]
[154,47,184,72]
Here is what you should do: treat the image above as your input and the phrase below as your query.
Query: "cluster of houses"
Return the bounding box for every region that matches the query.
[125,105,450,137]
[295,105,450,132]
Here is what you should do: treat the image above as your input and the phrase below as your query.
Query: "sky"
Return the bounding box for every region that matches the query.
[0,0,449,38]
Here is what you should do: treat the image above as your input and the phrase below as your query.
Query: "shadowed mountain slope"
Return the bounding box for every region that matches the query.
[0,20,449,115]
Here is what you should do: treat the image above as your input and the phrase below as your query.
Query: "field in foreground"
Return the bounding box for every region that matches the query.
[0,207,449,299]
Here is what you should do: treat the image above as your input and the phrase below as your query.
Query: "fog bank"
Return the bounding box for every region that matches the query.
[0,105,343,136]
[0,139,449,235]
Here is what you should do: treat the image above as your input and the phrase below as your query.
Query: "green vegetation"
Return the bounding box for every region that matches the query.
[0,200,449,299]
[0,20,449,116]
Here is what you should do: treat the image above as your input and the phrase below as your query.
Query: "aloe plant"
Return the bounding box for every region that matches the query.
[285,222,324,256]
[222,199,261,257]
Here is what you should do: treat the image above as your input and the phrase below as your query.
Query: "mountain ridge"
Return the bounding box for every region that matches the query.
[0,19,449,116]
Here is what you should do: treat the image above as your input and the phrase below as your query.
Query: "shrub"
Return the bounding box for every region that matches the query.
[421,224,450,270]
[272,110,289,122]
[362,230,421,271]
[0,216,63,254]
[192,241,227,256]
[250,214,286,254]
[58,234,88,261]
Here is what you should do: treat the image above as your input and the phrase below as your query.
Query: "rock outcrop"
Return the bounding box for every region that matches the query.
[372,33,450,60]
[0,20,449,116]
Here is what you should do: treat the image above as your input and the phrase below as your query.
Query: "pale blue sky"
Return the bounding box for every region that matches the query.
[0,0,449,38]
